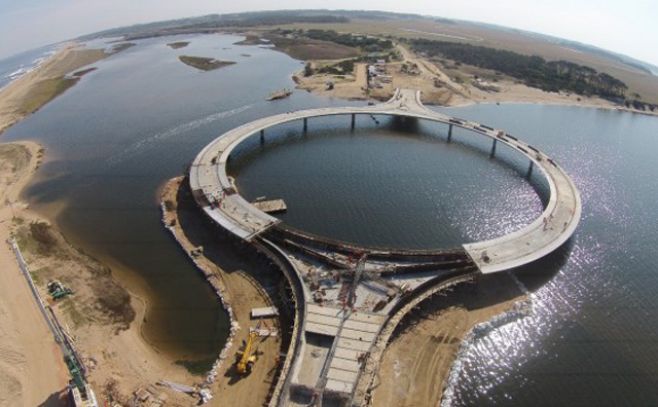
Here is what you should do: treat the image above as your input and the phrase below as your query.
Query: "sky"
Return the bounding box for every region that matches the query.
[0,0,656,66]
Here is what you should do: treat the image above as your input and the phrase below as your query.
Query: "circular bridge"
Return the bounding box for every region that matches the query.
[189,89,581,407]
[190,88,581,274]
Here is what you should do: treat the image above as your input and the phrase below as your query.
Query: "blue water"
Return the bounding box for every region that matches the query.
[0,44,60,89]
[3,33,658,405]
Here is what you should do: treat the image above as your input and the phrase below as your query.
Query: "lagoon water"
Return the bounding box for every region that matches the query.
[3,34,658,405]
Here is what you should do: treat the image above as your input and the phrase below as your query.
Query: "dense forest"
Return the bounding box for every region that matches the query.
[411,39,628,99]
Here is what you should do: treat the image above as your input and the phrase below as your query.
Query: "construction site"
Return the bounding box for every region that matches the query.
[186,88,582,406]
[8,239,99,407]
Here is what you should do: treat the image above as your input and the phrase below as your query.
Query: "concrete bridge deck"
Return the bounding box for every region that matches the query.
[188,89,581,406]
[189,88,581,273]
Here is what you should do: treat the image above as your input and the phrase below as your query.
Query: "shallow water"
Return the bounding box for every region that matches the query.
[3,34,658,404]
[0,43,60,90]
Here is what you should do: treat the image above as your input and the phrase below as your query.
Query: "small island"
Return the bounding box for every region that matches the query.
[111,42,136,53]
[178,55,235,71]
[167,41,190,49]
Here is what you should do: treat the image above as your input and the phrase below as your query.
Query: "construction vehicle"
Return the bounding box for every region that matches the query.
[66,353,98,407]
[236,330,259,375]
[47,280,73,300]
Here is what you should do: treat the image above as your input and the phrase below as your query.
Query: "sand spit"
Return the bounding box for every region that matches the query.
[0,41,131,135]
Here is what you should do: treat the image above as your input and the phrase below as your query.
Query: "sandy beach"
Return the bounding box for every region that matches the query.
[0,141,68,407]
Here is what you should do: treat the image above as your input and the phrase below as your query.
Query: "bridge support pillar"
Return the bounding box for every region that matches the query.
[527,160,534,178]
[490,139,497,158]
[351,113,355,130]
[303,118,308,133]
[260,129,264,144]
[448,124,453,142]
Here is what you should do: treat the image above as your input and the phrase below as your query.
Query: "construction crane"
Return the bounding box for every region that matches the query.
[236,330,259,375]
[345,254,367,309]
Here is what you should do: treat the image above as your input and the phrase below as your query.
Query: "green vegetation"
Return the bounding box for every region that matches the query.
[19,77,78,115]
[110,42,136,53]
[167,41,190,49]
[304,62,314,77]
[59,297,90,327]
[175,357,218,375]
[411,39,628,99]
[266,34,359,60]
[316,59,355,75]
[72,67,97,77]
[15,221,59,256]
[178,55,236,71]
[304,29,393,52]
[624,99,658,112]
[267,28,396,61]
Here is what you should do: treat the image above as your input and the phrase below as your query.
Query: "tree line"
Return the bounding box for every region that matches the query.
[411,39,628,99]
[304,29,393,53]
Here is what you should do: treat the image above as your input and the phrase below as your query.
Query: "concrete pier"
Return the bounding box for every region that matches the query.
[303,117,308,133]
[351,113,355,130]
[252,199,287,214]
[491,138,498,157]
[448,123,453,142]
[527,160,534,178]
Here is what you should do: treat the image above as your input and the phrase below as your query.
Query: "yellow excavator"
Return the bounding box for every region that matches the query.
[236,330,259,375]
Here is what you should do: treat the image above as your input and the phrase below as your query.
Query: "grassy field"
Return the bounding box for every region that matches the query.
[18,77,78,115]
[266,18,658,103]
[266,34,360,60]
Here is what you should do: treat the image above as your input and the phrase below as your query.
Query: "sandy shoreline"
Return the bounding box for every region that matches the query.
[0,44,110,135]
[0,33,621,407]
[370,273,526,407]
[0,44,203,405]
[0,140,201,406]
[0,141,68,407]
[160,176,285,406]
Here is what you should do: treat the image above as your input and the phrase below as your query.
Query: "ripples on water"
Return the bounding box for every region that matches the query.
[232,118,544,249]
[438,105,658,406]
[2,33,658,404]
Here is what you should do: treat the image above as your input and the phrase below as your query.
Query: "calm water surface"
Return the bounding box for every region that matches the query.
[3,34,658,405]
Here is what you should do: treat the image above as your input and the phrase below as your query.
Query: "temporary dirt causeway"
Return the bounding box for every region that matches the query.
[161,177,288,406]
